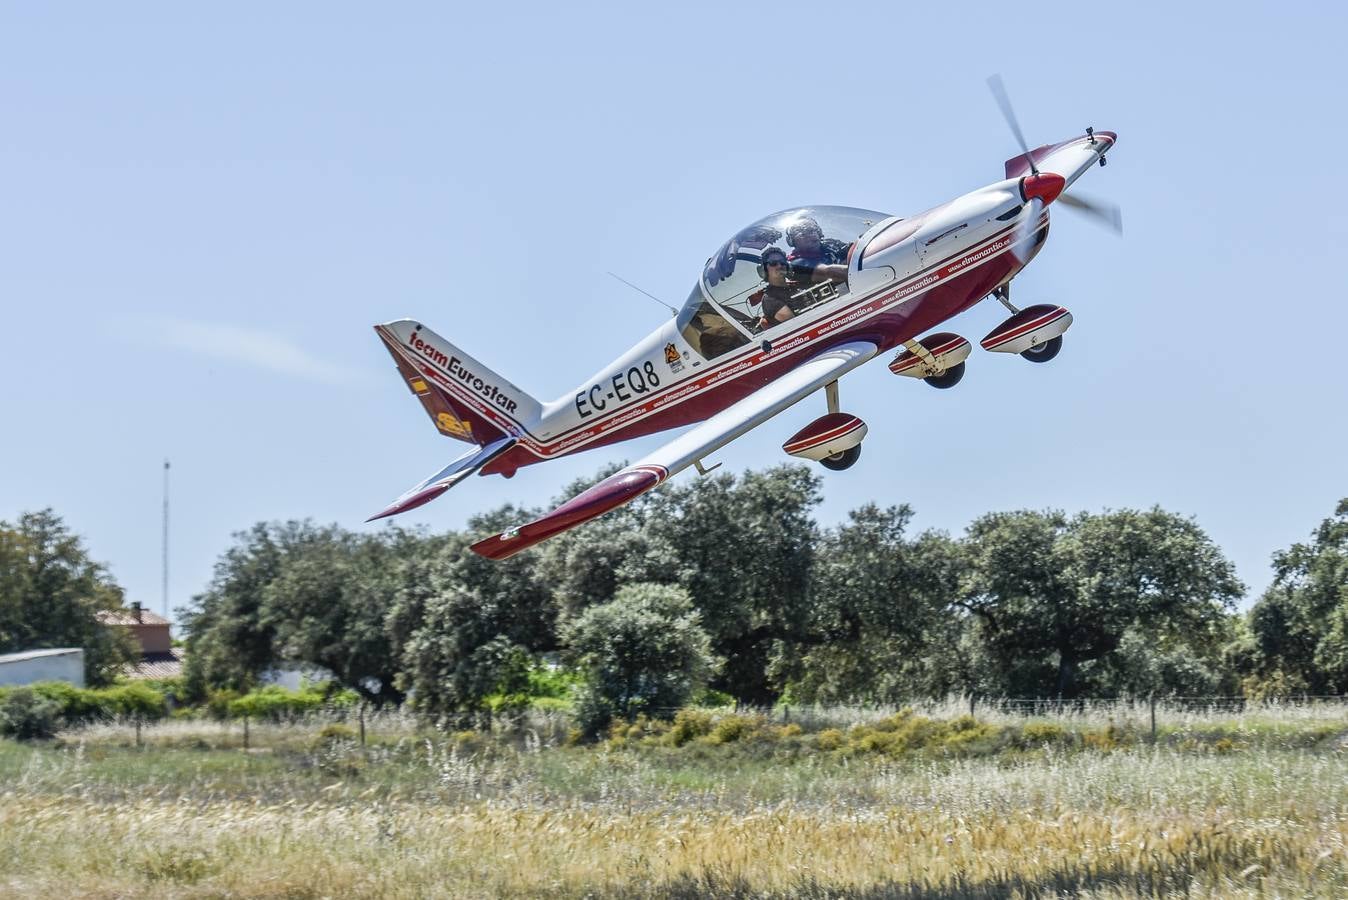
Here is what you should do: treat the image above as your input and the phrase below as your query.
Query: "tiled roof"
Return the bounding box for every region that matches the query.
[127,651,184,680]
[96,608,171,627]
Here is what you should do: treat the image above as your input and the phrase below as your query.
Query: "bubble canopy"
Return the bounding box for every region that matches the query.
[677,206,891,360]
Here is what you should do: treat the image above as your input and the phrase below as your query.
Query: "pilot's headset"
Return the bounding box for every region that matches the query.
[757,248,789,281]
[785,217,823,248]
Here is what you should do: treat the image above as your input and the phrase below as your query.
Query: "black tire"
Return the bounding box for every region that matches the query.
[923,361,965,389]
[820,444,861,471]
[1020,334,1062,363]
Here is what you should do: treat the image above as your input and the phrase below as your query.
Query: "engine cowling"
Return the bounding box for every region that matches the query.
[783,413,867,461]
[981,304,1072,354]
[889,332,971,378]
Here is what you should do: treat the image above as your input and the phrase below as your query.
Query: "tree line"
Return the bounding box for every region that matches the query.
[5,473,1347,733]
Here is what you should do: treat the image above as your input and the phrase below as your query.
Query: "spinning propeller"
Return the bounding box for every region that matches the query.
[986,74,1122,262]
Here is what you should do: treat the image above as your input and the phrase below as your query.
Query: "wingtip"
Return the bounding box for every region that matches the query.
[365,483,453,523]
[469,466,666,560]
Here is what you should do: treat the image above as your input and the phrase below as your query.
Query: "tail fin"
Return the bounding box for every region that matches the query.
[374,319,541,445]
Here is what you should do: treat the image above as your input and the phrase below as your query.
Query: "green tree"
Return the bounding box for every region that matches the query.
[1246,498,1348,693]
[637,465,819,705]
[261,526,438,704]
[961,507,1243,697]
[0,510,137,685]
[180,522,306,694]
[182,522,443,702]
[561,582,718,736]
[533,463,658,620]
[390,508,558,725]
[779,505,966,703]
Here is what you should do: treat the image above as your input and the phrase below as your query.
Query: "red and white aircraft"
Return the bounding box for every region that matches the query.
[369,81,1120,560]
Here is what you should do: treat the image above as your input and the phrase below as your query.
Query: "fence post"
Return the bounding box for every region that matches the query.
[1149,694,1157,743]
[359,703,367,747]
[135,716,142,749]
[243,714,250,750]
[970,694,977,717]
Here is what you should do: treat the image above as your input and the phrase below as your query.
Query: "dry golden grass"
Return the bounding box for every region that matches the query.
[0,706,1344,898]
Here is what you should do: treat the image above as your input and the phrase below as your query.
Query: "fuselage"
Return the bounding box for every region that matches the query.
[477,130,1113,479]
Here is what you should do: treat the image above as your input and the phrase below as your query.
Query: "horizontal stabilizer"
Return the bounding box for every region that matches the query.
[368,436,515,521]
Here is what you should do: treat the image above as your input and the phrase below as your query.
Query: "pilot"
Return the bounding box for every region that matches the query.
[785,216,850,285]
[755,246,805,328]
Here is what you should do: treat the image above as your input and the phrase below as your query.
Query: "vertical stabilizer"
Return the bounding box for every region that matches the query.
[375,319,541,445]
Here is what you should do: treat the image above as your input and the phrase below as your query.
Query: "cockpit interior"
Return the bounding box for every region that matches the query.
[678,206,891,360]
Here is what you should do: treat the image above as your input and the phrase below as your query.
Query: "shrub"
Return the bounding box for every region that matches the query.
[1018,722,1069,746]
[710,714,761,745]
[100,683,169,720]
[667,708,714,746]
[316,723,357,744]
[526,665,581,700]
[815,728,844,751]
[21,680,169,724]
[30,681,101,721]
[206,689,241,720]
[529,696,572,713]
[228,685,327,720]
[0,687,62,740]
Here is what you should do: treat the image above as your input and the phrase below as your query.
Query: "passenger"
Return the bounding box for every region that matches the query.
[755,247,806,328]
[785,216,849,284]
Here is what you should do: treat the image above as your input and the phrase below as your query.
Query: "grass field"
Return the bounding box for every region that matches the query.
[1,702,1345,898]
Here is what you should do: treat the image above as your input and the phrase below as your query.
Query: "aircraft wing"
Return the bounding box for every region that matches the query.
[470,340,878,560]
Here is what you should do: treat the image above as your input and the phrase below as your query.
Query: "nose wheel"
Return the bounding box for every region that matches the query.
[820,444,861,471]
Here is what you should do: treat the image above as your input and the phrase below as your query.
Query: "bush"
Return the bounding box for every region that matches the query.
[100,683,169,719]
[667,708,714,746]
[29,681,101,721]
[316,723,357,744]
[23,680,169,724]
[227,685,350,720]
[710,714,762,744]
[206,689,241,720]
[0,687,62,740]
[1018,722,1070,747]
[815,728,844,751]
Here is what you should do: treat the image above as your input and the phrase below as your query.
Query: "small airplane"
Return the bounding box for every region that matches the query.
[368,78,1120,560]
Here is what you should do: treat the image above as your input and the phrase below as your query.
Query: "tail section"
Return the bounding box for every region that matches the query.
[375,319,541,445]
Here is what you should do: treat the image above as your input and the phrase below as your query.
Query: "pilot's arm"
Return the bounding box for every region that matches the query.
[811,264,848,284]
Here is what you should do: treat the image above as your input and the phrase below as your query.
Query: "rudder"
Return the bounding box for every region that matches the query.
[375,319,541,445]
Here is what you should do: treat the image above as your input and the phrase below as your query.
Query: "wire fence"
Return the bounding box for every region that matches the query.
[60,693,1348,750]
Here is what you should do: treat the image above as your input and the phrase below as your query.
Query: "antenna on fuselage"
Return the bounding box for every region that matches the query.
[606,271,678,318]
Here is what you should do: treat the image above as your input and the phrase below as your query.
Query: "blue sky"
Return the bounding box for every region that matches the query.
[2,2,1344,620]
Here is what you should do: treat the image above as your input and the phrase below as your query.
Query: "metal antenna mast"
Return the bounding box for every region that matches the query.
[162,459,170,620]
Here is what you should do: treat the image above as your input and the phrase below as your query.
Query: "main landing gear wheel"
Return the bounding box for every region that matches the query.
[923,361,965,389]
[1020,335,1062,363]
[820,444,861,471]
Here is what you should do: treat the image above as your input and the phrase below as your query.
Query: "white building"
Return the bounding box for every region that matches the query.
[0,648,85,688]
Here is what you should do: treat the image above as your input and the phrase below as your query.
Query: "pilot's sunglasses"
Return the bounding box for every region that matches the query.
[765,259,788,268]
